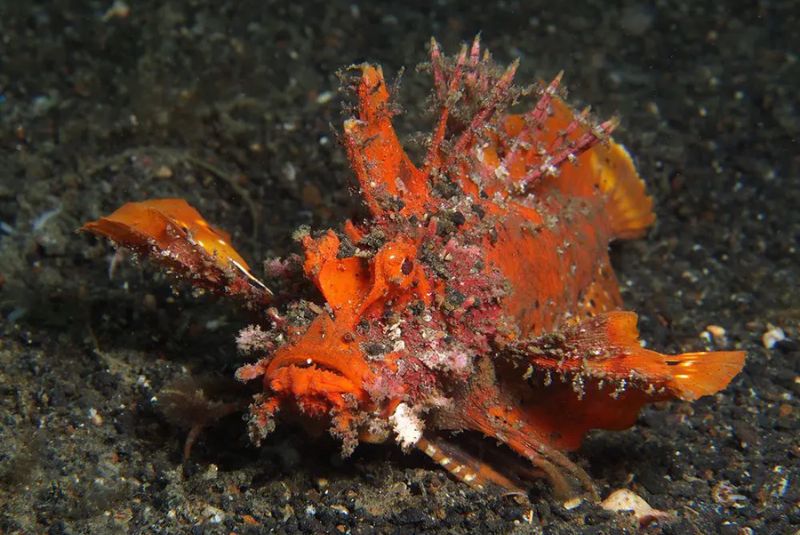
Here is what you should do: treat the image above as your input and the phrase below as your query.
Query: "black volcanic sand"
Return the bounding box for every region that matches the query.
[0,1,797,534]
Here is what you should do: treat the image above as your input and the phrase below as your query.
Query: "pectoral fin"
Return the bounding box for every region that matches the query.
[81,198,271,306]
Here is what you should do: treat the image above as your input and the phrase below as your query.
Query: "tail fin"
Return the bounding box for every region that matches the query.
[645,350,747,401]
[523,311,746,401]
[585,311,745,400]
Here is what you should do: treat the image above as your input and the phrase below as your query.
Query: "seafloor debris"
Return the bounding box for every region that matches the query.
[600,488,673,526]
[81,36,745,502]
[761,324,786,349]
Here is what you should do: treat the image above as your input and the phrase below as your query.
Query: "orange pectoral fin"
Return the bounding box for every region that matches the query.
[81,199,271,305]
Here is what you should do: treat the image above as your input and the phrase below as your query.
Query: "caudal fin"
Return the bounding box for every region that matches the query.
[586,311,745,400]
[522,311,746,401]
[646,349,746,401]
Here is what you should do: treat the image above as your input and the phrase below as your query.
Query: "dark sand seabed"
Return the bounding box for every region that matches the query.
[0,1,798,533]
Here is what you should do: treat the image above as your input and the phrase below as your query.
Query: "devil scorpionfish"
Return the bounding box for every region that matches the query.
[82,37,745,502]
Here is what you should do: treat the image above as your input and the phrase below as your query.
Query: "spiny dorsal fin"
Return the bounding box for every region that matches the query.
[531,99,656,240]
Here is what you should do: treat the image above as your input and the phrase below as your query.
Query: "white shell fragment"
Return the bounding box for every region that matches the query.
[600,489,673,526]
[762,324,786,349]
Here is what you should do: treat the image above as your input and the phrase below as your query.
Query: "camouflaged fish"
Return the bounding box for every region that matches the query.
[82,37,744,501]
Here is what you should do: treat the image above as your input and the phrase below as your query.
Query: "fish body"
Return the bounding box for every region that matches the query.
[82,38,744,501]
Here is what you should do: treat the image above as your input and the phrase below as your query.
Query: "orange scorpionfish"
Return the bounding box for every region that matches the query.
[82,37,745,502]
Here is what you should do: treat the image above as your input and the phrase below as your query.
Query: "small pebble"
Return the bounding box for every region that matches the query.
[203,464,218,480]
[88,407,103,426]
[711,480,748,508]
[155,165,173,179]
[102,0,130,21]
[202,505,225,524]
[330,504,349,516]
[316,91,333,105]
[705,324,728,346]
[762,325,786,349]
[241,514,259,525]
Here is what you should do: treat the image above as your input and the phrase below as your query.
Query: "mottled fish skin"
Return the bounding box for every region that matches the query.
[82,37,745,502]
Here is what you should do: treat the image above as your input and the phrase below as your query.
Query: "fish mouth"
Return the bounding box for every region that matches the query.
[263,313,374,409]
[266,348,368,397]
[268,359,359,394]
